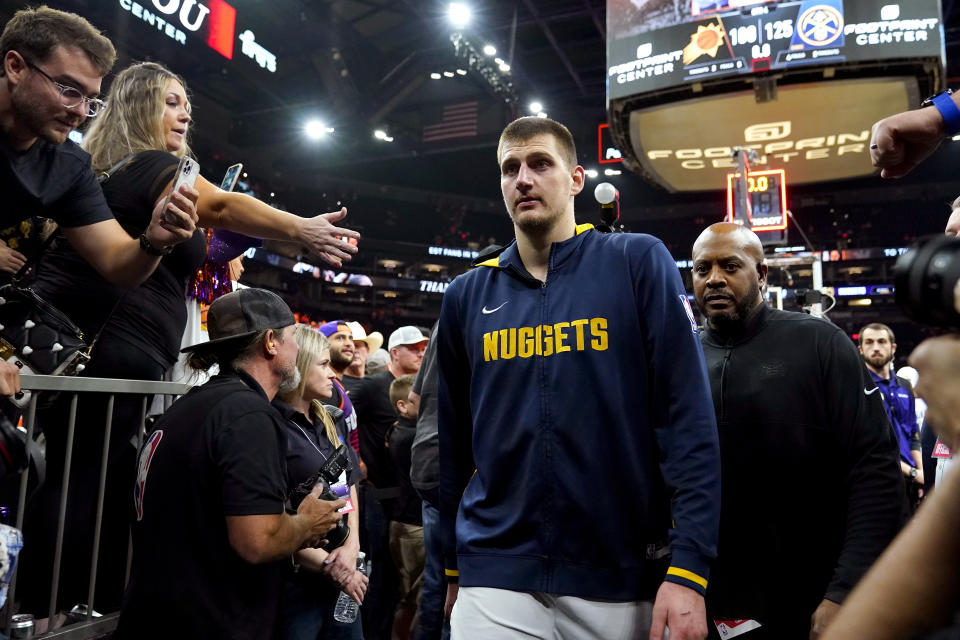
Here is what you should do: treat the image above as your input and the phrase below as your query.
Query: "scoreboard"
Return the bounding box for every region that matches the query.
[726,169,787,231]
[608,0,943,100]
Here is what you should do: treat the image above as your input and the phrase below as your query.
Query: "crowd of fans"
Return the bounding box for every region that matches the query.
[3,5,960,640]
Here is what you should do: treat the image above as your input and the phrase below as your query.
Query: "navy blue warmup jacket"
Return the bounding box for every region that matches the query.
[437,224,721,600]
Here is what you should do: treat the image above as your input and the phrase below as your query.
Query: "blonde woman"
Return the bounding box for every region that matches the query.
[275,324,366,640]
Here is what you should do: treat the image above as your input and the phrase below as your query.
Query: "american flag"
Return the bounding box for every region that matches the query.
[422,102,478,143]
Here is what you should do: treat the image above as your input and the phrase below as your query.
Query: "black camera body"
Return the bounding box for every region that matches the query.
[287,444,351,550]
[894,235,960,328]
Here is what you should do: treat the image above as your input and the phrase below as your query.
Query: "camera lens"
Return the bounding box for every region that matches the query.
[894,234,960,328]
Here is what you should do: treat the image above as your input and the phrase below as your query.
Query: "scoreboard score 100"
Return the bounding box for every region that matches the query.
[726,169,788,231]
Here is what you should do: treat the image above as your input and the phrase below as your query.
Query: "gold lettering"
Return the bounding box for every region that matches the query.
[680,159,705,169]
[483,331,498,361]
[554,322,571,353]
[590,317,609,351]
[500,328,516,359]
[795,137,825,150]
[837,131,869,144]
[540,324,553,357]
[837,143,864,156]
[570,319,589,350]
[518,327,535,358]
[806,148,830,159]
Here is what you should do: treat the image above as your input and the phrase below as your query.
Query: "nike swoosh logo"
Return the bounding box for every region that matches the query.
[482,302,508,314]
[864,387,879,395]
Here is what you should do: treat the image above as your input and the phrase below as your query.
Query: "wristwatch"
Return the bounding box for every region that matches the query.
[909,467,918,480]
[920,89,960,137]
[139,233,173,256]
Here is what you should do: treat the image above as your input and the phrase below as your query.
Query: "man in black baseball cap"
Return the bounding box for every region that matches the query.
[117,288,346,640]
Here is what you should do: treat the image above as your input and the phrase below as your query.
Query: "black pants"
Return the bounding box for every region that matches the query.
[18,337,166,616]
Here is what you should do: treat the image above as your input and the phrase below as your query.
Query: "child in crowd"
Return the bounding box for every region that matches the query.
[387,374,424,640]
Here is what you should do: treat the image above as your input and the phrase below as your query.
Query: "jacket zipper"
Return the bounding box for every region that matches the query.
[719,347,732,422]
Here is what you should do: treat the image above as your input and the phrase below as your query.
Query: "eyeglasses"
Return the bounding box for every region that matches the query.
[26,61,106,117]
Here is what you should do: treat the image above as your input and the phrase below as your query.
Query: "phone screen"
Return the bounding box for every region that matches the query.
[220,163,243,192]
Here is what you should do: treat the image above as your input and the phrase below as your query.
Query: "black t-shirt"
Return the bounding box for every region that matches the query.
[388,417,423,526]
[33,150,206,368]
[348,369,399,489]
[272,399,360,491]
[0,135,113,229]
[117,369,290,640]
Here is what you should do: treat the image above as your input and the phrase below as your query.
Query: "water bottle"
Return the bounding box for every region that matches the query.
[333,551,365,623]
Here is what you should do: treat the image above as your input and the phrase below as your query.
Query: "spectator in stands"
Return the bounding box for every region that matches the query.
[0,7,202,397]
[822,334,960,640]
[351,326,427,640]
[409,322,448,640]
[388,374,425,640]
[438,117,720,640]
[319,320,360,457]
[859,323,923,510]
[692,222,905,638]
[19,60,357,617]
[366,349,389,376]
[275,324,366,640]
[116,288,344,639]
[345,321,383,379]
[947,197,960,237]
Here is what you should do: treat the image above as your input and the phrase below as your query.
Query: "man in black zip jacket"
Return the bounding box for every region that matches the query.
[691,222,905,640]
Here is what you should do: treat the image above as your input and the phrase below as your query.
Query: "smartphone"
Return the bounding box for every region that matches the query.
[163,155,201,224]
[220,162,243,192]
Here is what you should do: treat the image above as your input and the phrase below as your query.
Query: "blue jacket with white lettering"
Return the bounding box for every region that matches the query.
[437,224,721,600]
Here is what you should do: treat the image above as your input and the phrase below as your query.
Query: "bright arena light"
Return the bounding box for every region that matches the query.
[585,169,599,179]
[443,71,455,78]
[374,129,387,140]
[305,120,328,139]
[456,69,467,75]
[536,111,548,118]
[483,44,496,56]
[449,3,471,28]
[499,62,511,72]
[430,72,442,80]
[529,101,543,114]
[604,168,622,176]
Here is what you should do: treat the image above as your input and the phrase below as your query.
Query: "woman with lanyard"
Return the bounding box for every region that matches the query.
[275,324,366,640]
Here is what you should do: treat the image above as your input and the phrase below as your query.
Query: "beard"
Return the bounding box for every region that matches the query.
[706,283,761,334]
[330,348,353,371]
[865,353,894,370]
[277,365,301,396]
[508,202,563,236]
[11,85,72,144]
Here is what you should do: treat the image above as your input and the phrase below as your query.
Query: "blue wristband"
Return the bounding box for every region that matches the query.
[932,92,960,137]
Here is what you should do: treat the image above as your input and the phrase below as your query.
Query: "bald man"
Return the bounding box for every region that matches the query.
[691,223,905,640]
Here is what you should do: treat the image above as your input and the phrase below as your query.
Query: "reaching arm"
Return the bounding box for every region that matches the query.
[194,176,359,266]
[822,462,960,639]
[61,183,198,288]
[225,484,344,564]
[869,91,959,178]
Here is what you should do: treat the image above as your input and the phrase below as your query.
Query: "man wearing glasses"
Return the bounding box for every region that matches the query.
[0,6,199,396]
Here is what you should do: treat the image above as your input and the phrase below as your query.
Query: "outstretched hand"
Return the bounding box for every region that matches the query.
[650,581,708,640]
[299,207,360,267]
[870,107,947,179]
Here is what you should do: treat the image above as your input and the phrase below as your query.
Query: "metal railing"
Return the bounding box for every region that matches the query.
[5,374,192,639]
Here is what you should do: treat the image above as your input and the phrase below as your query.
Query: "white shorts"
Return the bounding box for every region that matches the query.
[450,586,654,640]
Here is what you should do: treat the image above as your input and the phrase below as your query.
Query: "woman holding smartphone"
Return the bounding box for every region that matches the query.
[19,61,360,621]
[274,324,366,640]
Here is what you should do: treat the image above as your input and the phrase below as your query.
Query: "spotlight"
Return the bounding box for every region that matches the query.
[305,120,328,139]
[374,129,387,140]
[483,44,496,56]
[604,168,622,176]
[536,112,548,118]
[270,192,276,197]
[430,72,442,79]
[242,172,248,178]
[456,69,467,75]
[529,101,543,114]
[384,136,394,142]
[499,62,511,72]
[585,169,599,179]
[449,3,470,27]
[494,57,504,65]
[443,71,454,78]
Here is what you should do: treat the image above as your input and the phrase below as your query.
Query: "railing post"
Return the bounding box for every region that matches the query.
[48,393,79,623]
[86,395,115,620]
